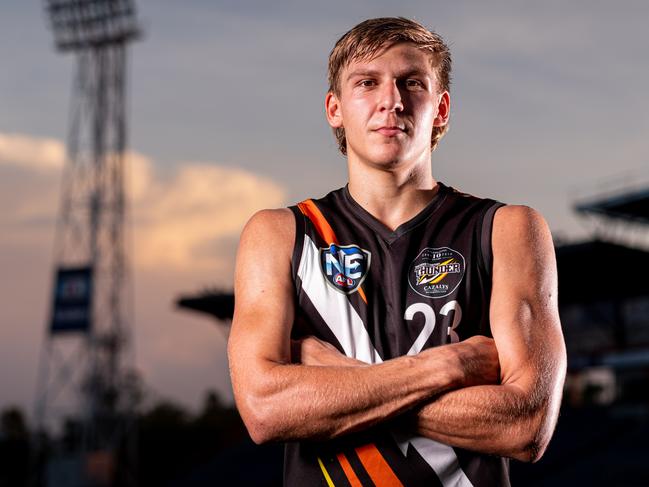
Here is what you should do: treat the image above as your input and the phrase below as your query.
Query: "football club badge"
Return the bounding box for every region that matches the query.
[320,243,371,294]
[408,247,465,298]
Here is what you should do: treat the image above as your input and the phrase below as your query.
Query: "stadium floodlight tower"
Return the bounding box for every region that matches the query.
[35,1,141,485]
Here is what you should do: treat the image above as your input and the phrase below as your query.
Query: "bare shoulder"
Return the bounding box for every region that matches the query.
[493,205,551,239]
[241,208,295,241]
[492,205,554,264]
[239,208,295,256]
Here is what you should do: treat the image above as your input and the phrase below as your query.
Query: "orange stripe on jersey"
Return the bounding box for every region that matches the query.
[355,444,404,487]
[357,287,368,304]
[335,453,363,487]
[297,199,368,305]
[298,199,338,245]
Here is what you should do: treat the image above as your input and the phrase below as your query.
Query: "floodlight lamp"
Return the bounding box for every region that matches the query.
[45,0,140,51]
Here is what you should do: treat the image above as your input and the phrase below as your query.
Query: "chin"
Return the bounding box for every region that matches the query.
[368,148,411,168]
[348,141,418,169]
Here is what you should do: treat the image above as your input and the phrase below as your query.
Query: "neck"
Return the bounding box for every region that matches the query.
[347,154,439,232]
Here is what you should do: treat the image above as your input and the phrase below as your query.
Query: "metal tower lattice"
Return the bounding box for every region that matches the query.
[35,1,141,485]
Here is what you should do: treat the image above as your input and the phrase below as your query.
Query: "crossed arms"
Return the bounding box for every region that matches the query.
[227,205,566,462]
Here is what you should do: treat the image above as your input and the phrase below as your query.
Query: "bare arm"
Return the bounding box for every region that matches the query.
[411,206,567,462]
[227,209,499,444]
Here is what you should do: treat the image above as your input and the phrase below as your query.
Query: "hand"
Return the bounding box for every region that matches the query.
[292,336,366,367]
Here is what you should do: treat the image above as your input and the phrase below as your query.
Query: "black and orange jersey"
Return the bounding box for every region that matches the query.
[285,183,509,487]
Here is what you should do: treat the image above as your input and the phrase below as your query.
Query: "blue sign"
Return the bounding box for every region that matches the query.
[50,267,93,333]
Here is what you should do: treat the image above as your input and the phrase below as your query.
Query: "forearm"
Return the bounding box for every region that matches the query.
[412,381,562,462]
[234,350,461,444]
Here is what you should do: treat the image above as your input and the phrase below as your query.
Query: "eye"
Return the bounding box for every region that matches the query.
[406,79,424,90]
[358,79,376,87]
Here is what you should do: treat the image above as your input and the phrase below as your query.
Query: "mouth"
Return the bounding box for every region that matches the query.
[374,126,406,136]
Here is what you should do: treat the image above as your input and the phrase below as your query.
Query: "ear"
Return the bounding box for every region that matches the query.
[325,92,343,129]
[433,91,450,127]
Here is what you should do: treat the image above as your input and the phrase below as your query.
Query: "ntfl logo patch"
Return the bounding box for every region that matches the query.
[320,243,371,294]
[408,247,465,298]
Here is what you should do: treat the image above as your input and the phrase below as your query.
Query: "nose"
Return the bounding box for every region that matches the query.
[378,80,404,112]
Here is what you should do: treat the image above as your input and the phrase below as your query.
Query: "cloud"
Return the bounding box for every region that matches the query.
[127,151,155,202]
[133,162,285,272]
[0,132,286,273]
[0,132,66,171]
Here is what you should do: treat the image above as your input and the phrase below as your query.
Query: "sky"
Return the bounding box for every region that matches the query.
[2,0,649,421]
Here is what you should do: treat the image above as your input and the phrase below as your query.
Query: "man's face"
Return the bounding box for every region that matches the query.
[326,42,449,169]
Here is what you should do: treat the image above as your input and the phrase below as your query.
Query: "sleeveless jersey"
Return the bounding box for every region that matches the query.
[285,182,508,487]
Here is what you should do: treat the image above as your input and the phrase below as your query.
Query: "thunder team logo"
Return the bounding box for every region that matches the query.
[408,247,465,298]
[320,243,371,294]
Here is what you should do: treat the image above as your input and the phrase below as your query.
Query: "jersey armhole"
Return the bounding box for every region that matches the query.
[479,201,506,277]
[288,205,306,293]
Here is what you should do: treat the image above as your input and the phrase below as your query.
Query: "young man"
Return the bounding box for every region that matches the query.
[228,17,566,487]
